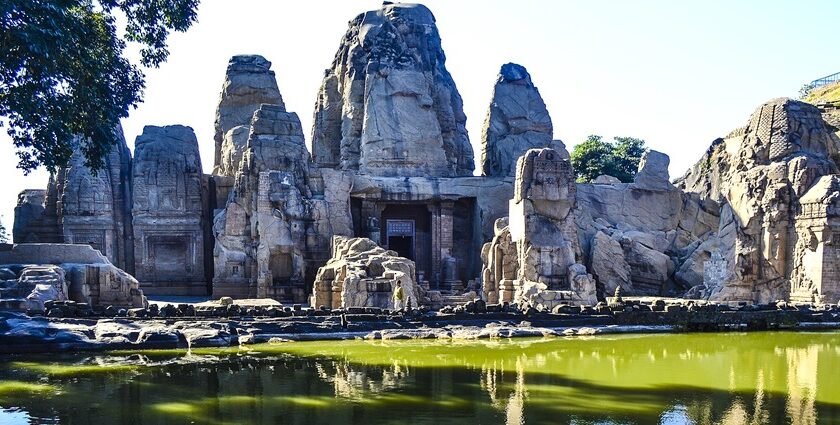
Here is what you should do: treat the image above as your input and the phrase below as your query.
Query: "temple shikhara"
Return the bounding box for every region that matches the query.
[10,2,840,311]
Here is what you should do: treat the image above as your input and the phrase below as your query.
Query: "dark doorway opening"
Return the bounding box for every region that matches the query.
[388,235,414,260]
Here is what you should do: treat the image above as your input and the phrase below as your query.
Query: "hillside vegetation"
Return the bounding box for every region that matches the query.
[805,81,840,106]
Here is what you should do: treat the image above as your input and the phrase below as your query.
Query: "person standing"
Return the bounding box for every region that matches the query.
[393,280,405,311]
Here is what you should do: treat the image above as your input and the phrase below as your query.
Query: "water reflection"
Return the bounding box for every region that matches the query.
[0,332,838,424]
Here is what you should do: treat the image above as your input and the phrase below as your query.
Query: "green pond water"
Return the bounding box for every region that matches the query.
[0,332,839,424]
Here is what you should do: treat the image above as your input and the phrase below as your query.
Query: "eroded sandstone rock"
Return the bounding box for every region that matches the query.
[213,55,285,175]
[678,98,840,303]
[311,236,419,309]
[311,2,474,176]
[480,63,558,177]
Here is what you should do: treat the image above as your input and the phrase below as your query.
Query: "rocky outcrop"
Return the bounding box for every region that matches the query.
[132,125,207,295]
[576,151,720,299]
[13,190,46,243]
[311,2,474,177]
[482,148,597,308]
[311,236,419,309]
[0,244,146,310]
[480,63,560,177]
[678,98,840,303]
[213,55,284,176]
[633,150,674,190]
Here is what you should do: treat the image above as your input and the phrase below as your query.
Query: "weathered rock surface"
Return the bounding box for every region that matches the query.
[311,2,474,176]
[214,103,311,300]
[132,125,207,295]
[633,150,674,190]
[481,63,558,177]
[576,150,720,298]
[13,189,46,243]
[213,55,284,175]
[311,236,419,309]
[678,98,840,303]
[40,128,135,272]
[483,148,596,307]
[0,244,146,309]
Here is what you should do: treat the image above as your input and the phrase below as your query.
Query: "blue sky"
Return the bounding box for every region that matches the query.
[1,0,838,230]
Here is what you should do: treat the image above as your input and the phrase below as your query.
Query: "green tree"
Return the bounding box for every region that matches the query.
[570,135,648,183]
[1,0,199,173]
[610,136,646,182]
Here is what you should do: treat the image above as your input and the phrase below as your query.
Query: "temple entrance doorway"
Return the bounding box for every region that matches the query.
[386,220,415,260]
[381,204,431,282]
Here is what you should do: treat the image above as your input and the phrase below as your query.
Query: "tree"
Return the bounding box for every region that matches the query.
[0,0,199,173]
[570,135,648,183]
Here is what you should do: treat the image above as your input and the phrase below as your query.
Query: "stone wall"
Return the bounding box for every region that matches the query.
[132,125,207,295]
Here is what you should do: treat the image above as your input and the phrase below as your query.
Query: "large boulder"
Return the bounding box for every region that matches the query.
[311,3,474,176]
[311,236,419,309]
[480,63,560,177]
[589,231,631,296]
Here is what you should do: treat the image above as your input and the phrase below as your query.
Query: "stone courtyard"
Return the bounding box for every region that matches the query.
[8,2,840,314]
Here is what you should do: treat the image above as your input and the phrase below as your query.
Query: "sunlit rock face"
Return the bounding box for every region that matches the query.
[678,98,840,303]
[213,55,285,176]
[480,63,564,177]
[311,236,419,309]
[482,148,596,307]
[311,2,474,177]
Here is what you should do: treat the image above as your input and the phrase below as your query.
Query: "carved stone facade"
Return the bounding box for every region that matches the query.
[679,98,840,303]
[790,175,840,304]
[482,148,597,307]
[132,125,207,295]
[14,3,840,307]
[311,3,474,177]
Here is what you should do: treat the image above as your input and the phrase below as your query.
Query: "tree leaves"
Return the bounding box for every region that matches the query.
[0,0,199,173]
[570,135,648,183]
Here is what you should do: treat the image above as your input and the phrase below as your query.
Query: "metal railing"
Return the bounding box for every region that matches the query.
[810,72,840,88]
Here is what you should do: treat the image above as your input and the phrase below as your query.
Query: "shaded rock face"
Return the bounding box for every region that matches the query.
[678,98,840,303]
[480,63,558,177]
[311,2,474,177]
[213,55,285,176]
[132,125,207,295]
[311,236,419,309]
[13,190,46,243]
[46,128,135,272]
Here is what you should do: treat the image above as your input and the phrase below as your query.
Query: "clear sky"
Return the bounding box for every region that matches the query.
[1,0,838,234]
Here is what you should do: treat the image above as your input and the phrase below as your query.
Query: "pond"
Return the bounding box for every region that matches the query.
[0,331,839,424]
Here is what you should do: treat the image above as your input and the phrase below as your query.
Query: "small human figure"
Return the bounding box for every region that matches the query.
[393,280,405,311]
